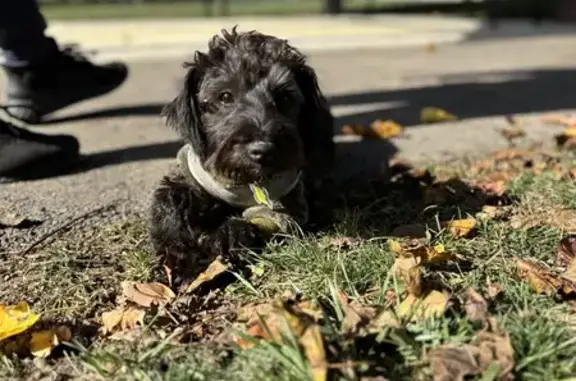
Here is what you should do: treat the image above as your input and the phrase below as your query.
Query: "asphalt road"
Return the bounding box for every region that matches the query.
[3,32,576,250]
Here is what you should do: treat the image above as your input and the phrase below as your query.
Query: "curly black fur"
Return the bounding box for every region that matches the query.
[149,27,334,281]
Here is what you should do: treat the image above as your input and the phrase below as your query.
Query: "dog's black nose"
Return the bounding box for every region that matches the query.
[247,141,274,162]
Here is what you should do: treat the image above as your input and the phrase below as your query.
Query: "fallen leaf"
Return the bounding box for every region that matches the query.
[122,281,175,307]
[163,265,173,288]
[234,294,327,380]
[396,290,449,321]
[464,288,488,323]
[430,319,514,381]
[324,236,358,249]
[561,257,576,284]
[337,291,376,335]
[421,107,457,124]
[564,125,576,137]
[540,114,575,126]
[476,205,512,221]
[299,323,327,381]
[101,306,145,334]
[369,119,403,139]
[430,343,482,381]
[476,180,506,197]
[393,257,423,296]
[0,302,41,342]
[183,258,230,293]
[341,124,365,136]
[499,126,525,141]
[0,211,41,229]
[514,257,561,296]
[29,326,71,358]
[558,235,576,266]
[443,218,477,238]
[486,281,503,299]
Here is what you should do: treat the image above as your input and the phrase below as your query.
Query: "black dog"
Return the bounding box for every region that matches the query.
[149,27,334,280]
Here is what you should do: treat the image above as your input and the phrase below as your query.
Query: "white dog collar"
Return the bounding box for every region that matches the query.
[181,144,301,208]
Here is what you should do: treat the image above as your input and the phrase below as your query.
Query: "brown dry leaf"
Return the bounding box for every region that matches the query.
[443,218,477,238]
[182,258,230,294]
[561,257,576,284]
[464,288,488,323]
[421,107,458,124]
[29,326,71,358]
[476,180,506,197]
[122,281,175,307]
[369,119,403,139]
[341,124,365,136]
[396,290,449,321]
[500,126,526,141]
[324,236,358,249]
[514,257,562,296]
[486,281,503,299]
[234,295,327,380]
[557,235,576,267]
[101,306,145,334]
[337,291,377,335]
[551,209,576,231]
[0,211,41,229]
[430,343,482,381]
[393,257,423,296]
[477,205,512,221]
[540,114,575,126]
[430,318,514,381]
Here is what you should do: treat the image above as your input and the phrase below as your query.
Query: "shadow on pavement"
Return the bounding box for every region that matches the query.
[68,68,576,180]
[43,103,165,124]
[330,68,576,127]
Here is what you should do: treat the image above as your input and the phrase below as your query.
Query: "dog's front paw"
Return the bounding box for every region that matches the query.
[213,218,266,259]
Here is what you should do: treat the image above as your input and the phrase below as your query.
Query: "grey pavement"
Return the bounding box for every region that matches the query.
[3,19,576,251]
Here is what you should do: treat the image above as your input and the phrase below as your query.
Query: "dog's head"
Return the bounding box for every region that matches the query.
[163,27,330,184]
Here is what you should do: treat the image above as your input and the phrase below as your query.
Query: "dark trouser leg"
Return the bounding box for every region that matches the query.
[0,0,57,67]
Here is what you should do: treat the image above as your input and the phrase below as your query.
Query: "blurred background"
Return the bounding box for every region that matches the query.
[36,0,576,22]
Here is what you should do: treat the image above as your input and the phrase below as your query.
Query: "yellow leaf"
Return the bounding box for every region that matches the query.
[444,218,477,238]
[101,306,145,334]
[300,324,327,381]
[388,239,403,254]
[396,290,449,321]
[564,126,576,138]
[183,258,230,294]
[249,184,274,208]
[121,281,175,307]
[370,119,403,139]
[421,107,457,124]
[0,302,40,342]
[30,330,58,358]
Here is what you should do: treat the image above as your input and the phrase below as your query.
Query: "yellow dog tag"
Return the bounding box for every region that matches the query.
[249,184,274,208]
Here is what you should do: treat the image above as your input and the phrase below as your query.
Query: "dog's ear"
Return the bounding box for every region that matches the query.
[294,65,335,173]
[162,65,207,160]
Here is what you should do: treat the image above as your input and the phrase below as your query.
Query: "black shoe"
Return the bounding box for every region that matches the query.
[2,44,128,123]
[0,113,80,181]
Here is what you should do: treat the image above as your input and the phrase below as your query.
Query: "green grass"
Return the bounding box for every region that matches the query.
[40,0,401,20]
[2,148,576,380]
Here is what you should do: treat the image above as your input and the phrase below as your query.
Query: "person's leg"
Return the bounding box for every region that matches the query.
[0,0,129,123]
[0,0,57,68]
[0,0,79,180]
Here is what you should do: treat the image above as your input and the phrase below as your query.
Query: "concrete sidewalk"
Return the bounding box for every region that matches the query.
[46,14,481,61]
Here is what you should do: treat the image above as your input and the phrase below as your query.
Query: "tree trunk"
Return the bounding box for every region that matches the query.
[324,0,342,15]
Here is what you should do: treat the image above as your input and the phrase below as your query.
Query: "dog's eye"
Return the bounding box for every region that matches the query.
[275,92,293,108]
[218,91,234,104]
